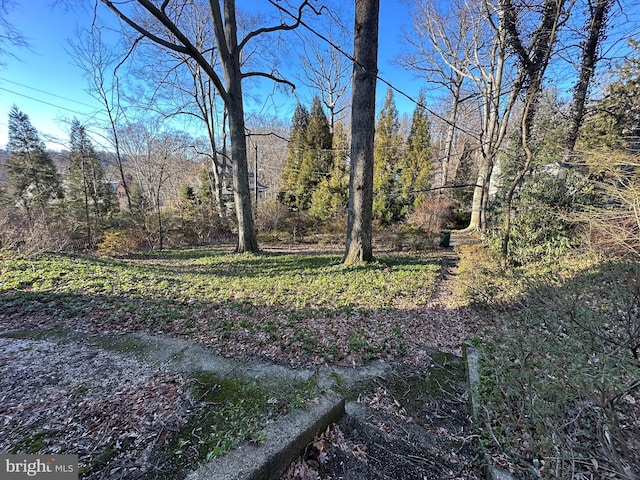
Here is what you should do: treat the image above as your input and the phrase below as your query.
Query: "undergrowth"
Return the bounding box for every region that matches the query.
[458,245,640,479]
[0,248,439,364]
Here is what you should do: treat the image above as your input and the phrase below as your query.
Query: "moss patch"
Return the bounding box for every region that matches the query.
[10,429,59,454]
[144,370,321,478]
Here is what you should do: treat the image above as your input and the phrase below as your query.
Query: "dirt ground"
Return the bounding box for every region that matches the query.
[280,355,482,480]
[280,245,484,479]
[0,336,187,478]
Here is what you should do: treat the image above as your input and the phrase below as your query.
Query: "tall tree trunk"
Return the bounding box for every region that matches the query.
[500,0,566,259]
[560,0,612,175]
[467,155,493,232]
[219,0,258,253]
[223,54,258,253]
[441,75,463,191]
[344,0,379,265]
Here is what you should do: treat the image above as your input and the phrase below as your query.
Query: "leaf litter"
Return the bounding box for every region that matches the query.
[0,244,487,479]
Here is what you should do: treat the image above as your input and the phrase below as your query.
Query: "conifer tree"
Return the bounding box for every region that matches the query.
[310,120,349,220]
[279,102,309,209]
[373,88,403,222]
[6,105,62,219]
[581,40,640,149]
[68,118,113,245]
[295,96,333,209]
[400,91,433,213]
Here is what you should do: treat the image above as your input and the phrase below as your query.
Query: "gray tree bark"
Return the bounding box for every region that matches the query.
[344,0,379,264]
[100,0,313,253]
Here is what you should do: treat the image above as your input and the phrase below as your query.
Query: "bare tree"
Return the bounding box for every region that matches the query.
[344,0,379,265]
[70,28,133,210]
[118,120,191,248]
[99,0,319,253]
[0,0,28,61]
[125,1,234,220]
[500,0,570,259]
[400,0,475,190]
[297,24,352,134]
[402,0,524,232]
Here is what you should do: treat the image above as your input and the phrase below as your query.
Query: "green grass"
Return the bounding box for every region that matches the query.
[0,248,440,363]
[0,249,438,310]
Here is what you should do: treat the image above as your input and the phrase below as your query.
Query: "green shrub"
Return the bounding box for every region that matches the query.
[392,223,434,251]
[455,243,517,305]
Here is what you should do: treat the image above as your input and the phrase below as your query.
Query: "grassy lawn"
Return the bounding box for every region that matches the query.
[0,247,442,365]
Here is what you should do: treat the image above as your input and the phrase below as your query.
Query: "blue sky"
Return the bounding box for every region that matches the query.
[0,0,418,150]
[2,1,638,152]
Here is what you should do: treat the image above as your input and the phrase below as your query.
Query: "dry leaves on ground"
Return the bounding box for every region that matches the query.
[0,337,187,479]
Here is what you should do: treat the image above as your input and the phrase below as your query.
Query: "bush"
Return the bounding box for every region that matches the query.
[577,148,640,258]
[255,199,290,233]
[392,224,434,251]
[455,243,515,305]
[498,170,594,265]
[407,194,454,238]
[0,206,79,253]
[96,230,143,256]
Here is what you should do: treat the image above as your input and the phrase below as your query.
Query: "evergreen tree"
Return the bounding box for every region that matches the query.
[6,105,62,218]
[581,40,640,150]
[279,102,309,209]
[310,120,349,220]
[68,118,113,245]
[400,91,433,213]
[373,88,404,223]
[295,96,333,209]
[452,142,476,209]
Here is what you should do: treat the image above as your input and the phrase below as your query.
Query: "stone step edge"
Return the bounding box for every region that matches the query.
[187,391,345,480]
[463,344,518,480]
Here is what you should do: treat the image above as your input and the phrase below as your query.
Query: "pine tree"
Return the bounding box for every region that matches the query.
[373,88,403,223]
[6,105,62,218]
[400,91,433,213]
[581,40,640,150]
[279,102,309,209]
[68,119,113,245]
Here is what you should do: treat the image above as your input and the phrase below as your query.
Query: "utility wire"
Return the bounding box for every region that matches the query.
[0,86,96,118]
[267,0,479,138]
[0,77,97,109]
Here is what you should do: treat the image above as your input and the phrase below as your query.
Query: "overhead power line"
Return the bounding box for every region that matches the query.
[0,86,95,117]
[266,0,479,139]
[0,77,97,109]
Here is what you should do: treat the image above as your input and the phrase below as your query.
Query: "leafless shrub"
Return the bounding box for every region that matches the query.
[577,148,640,257]
[0,207,78,253]
[255,199,290,233]
[407,194,455,238]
